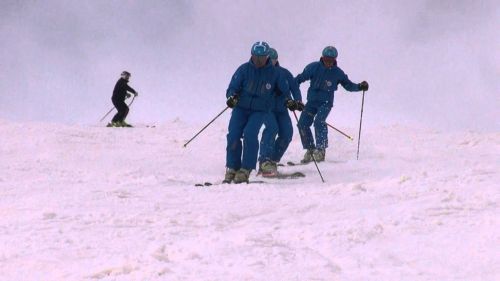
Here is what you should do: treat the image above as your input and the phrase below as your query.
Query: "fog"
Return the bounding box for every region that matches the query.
[1,0,498,131]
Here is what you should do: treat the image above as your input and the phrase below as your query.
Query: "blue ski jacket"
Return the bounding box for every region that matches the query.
[295,60,360,106]
[227,59,290,112]
[273,63,302,113]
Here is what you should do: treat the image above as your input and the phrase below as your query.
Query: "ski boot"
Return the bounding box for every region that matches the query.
[107,121,121,127]
[313,148,326,162]
[222,168,236,183]
[233,168,251,184]
[259,161,278,177]
[300,149,315,164]
[120,121,133,127]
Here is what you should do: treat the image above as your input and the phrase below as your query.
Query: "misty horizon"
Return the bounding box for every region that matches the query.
[1,0,498,131]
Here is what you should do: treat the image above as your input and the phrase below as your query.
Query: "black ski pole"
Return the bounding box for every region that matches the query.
[292,111,325,183]
[356,90,366,160]
[99,95,136,122]
[99,107,115,122]
[324,121,353,140]
[183,106,230,148]
[128,95,136,107]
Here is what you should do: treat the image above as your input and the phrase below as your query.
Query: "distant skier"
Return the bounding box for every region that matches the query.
[108,71,138,127]
[258,48,304,176]
[296,46,368,163]
[224,41,290,184]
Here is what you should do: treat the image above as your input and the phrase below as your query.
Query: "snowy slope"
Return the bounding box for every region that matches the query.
[0,119,498,281]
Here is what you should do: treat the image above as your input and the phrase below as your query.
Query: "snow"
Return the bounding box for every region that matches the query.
[0,119,498,280]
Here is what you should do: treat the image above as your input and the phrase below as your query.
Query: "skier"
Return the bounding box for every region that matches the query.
[108,71,138,127]
[224,41,290,184]
[296,46,368,163]
[258,48,304,176]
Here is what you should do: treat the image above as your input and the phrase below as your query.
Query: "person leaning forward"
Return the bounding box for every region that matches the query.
[108,71,138,127]
[295,46,368,163]
[223,41,290,184]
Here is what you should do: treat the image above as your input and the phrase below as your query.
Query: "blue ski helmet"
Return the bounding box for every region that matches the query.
[251,41,270,56]
[322,46,338,58]
[268,48,278,60]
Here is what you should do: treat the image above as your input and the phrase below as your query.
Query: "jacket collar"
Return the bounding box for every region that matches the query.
[319,57,337,69]
[248,57,272,69]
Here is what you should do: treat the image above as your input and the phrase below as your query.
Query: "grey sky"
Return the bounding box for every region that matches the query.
[0,0,498,131]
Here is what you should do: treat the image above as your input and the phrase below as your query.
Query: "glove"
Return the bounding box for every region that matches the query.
[285,99,297,111]
[359,81,369,91]
[226,95,239,108]
[296,101,305,111]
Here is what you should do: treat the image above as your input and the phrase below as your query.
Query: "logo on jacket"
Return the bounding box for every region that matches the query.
[265,83,271,90]
[326,80,332,87]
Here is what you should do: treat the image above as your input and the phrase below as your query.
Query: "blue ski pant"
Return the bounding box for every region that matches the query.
[297,101,332,150]
[259,111,293,163]
[226,107,268,170]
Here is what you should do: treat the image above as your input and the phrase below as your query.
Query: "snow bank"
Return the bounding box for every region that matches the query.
[0,120,498,280]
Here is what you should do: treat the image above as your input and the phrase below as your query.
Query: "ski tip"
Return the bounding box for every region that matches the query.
[287,161,310,166]
[280,172,306,179]
[250,180,266,184]
[293,172,306,177]
[195,182,213,187]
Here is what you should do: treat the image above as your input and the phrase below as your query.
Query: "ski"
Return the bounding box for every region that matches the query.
[194,180,266,187]
[106,123,156,128]
[106,123,132,128]
[286,161,311,166]
[287,160,345,166]
[260,171,306,179]
[129,125,157,128]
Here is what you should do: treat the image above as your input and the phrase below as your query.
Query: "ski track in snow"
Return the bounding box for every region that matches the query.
[0,119,498,281]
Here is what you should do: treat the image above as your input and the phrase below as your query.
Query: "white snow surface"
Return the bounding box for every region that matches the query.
[0,119,498,281]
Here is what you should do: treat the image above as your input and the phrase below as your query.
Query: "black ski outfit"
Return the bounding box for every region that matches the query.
[111,78,137,123]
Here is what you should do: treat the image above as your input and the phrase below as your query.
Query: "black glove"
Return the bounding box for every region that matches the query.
[226,95,239,108]
[359,81,369,91]
[285,99,297,111]
[296,101,305,111]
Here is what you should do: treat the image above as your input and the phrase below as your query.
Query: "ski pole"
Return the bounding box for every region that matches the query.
[324,121,353,140]
[99,107,115,122]
[356,90,366,160]
[99,95,136,122]
[128,95,136,107]
[292,111,325,183]
[183,106,230,148]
